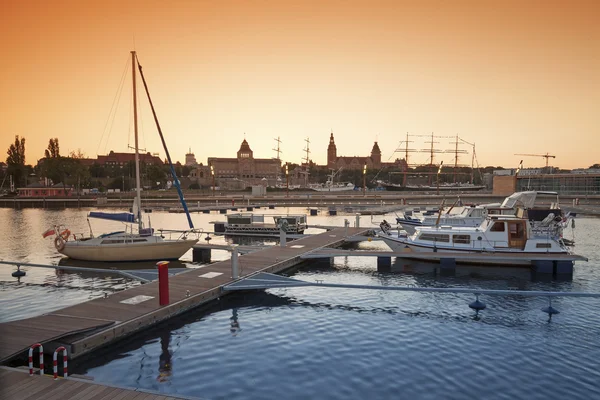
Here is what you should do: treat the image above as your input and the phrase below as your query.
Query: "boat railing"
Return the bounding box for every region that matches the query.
[157,228,203,241]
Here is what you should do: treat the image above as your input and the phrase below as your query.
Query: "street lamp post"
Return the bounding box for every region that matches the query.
[285,163,289,198]
[437,161,444,195]
[514,159,523,191]
[210,165,215,197]
[362,164,367,196]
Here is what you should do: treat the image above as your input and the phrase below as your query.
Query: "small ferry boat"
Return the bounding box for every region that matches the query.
[379,214,580,266]
[212,213,308,235]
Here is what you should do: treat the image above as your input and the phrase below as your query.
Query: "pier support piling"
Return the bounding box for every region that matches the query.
[377,256,392,269]
[533,260,554,274]
[555,260,574,275]
[193,248,211,263]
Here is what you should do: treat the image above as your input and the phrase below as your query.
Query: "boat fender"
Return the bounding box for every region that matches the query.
[60,229,71,241]
[54,236,65,251]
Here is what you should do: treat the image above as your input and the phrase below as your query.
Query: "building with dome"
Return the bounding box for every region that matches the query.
[191,138,281,188]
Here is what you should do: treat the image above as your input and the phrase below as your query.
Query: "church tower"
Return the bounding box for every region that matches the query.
[371,141,381,168]
[327,132,337,168]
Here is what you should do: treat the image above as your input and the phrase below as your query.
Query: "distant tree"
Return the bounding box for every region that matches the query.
[6,135,26,186]
[590,163,600,169]
[44,138,60,158]
[188,183,201,190]
[69,149,86,159]
[6,135,26,165]
[89,163,106,178]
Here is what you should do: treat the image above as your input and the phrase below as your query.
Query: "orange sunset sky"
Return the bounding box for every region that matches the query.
[1,0,599,170]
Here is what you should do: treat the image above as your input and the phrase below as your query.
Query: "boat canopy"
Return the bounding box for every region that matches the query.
[88,212,135,223]
[501,191,538,209]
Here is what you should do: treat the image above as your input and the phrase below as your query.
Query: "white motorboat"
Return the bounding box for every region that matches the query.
[379,214,581,266]
[395,191,572,237]
[44,51,198,262]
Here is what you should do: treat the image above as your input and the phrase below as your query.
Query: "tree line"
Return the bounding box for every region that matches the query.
[4,136,192,192]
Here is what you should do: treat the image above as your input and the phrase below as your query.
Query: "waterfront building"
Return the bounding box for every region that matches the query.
[192,138,281,188]
[492,170,600,195]
[326,132,408,171]
[17,182,73,197]
[96,150,163,168]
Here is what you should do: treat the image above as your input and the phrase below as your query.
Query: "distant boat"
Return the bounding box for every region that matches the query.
[45,51,198,262]
[382,182,486,192]
[309,168,355,192]
[212,213,308,235]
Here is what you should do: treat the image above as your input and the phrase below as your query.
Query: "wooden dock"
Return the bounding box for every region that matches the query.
[0,366,199,400]
[0,227,366,364]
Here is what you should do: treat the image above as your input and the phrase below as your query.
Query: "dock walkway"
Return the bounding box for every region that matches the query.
[0,366,199,400]
[0,227,366,364]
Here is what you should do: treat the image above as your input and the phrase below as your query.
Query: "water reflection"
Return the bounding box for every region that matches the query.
[157,331,172,383]
[230,308,241,336]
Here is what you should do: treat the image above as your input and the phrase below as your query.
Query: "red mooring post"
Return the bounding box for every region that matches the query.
[157,261,170,306]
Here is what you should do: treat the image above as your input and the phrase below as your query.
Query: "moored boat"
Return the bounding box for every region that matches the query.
[212,213,308,235]
[44,51,199,262]
[379,214,584,266]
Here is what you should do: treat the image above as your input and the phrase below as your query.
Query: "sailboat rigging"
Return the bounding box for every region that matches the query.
[44,51,199,262]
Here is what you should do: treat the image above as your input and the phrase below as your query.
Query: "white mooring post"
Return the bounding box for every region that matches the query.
[280,228,287,247]
[355,213,360,228]
[231,246,239,279]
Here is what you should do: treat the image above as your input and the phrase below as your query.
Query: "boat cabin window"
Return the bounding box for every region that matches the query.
[453,235,471,244]
[536,243,552,249]
[490,222,505,232]
[101,238,148,244]
[419,233,450,243]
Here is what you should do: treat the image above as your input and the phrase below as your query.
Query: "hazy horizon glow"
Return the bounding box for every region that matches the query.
[1,0,598,170]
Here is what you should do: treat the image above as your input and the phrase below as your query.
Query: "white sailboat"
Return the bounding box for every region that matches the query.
[45,51,198,262]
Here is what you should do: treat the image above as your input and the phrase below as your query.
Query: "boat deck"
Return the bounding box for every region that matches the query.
[0,366,198,400]
[0,227,367,364]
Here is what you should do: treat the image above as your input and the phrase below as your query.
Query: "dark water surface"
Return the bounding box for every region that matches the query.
[1,208,599,399]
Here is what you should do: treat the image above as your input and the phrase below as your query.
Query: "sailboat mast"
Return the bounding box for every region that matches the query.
[131,50,143,231]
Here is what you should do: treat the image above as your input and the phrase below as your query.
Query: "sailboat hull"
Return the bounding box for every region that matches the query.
[59,239,198,262]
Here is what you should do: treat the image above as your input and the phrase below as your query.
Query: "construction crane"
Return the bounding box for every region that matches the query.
[514,153,556,167]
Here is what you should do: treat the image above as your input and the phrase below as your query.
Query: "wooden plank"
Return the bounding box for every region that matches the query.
[44,380,88,400]
[7,374,57,400]
[0,374,42,399]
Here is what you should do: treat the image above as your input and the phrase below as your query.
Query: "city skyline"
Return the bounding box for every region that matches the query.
[2,0,599,169]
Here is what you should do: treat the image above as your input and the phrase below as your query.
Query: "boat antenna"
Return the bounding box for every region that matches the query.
[135,54,194,229]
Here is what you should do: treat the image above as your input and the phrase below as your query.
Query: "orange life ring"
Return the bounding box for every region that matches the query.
[54,236,65,251]
[60,229,71,241]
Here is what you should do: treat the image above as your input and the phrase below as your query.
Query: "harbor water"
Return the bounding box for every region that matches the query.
[1,207,599,399]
